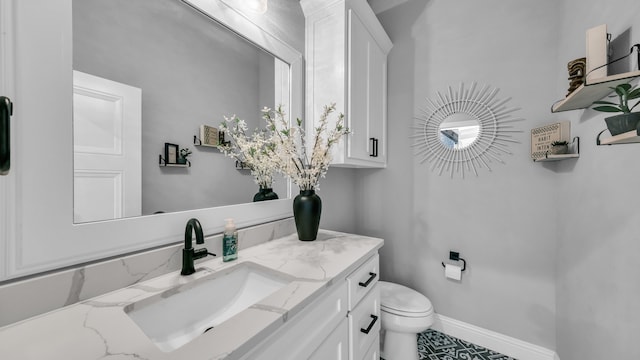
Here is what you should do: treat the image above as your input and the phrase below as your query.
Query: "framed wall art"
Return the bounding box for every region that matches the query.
[164,143,179,164]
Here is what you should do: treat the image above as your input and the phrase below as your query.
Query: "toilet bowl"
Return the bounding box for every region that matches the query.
[379,281,434,360]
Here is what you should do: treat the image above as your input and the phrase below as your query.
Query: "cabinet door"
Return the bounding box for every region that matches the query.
[309,318,349,360]
[346,8,386,166]
[349,285,380,360]
[367,40,386,165]
[346,8,370,162]
[361,335,380,360]
[239,282,348,360]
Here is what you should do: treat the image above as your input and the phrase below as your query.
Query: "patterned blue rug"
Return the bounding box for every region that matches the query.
[417,329,516,360]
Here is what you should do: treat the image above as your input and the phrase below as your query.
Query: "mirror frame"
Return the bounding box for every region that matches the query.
[0,0,302,281]
[412,82,523,178]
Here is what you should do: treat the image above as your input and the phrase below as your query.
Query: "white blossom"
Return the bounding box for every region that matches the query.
[218,115,278,189]
[263,103,348,191]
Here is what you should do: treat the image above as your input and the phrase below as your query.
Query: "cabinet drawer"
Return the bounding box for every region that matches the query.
[347,254,379,310]
[309,318,349,360]
[241,281,348,360]
[348,284,380,360]
[361,334,380,360]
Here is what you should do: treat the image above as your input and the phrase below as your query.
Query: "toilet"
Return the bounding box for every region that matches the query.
[379,281,434,360]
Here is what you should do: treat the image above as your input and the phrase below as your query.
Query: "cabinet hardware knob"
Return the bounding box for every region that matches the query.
[358,272,377,287]
[1,96,13,175]
[360,314,379,334]
[369,138,378,157]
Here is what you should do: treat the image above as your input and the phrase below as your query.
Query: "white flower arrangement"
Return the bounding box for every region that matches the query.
[263,103,348,191]
[218,116,278,189]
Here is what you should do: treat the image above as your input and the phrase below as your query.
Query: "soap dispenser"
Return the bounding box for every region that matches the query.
[222,218,238,262]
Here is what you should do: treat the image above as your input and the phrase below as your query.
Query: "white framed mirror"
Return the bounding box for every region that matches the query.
[412,82,523,178]
[0,0,302,281]
[71,0,292,223]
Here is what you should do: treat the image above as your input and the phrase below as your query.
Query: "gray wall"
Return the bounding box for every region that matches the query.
[357,0,640,357]
[554,0,640,359]
[73,0,285,215]
[356,0,561,350]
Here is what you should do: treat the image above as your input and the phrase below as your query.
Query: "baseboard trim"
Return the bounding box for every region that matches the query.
[431,314,559,360]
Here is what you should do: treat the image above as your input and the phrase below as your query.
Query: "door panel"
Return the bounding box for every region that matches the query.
[72,70,141,223]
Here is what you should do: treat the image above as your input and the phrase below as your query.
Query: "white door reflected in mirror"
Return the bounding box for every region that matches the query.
[73,71,142,223]
[438,113,480,150]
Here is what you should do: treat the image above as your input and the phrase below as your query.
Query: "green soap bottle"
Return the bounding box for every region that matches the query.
[222,218,238,262]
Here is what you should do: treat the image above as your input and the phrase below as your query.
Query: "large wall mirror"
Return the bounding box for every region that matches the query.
[1,0,302,281]
[72,0,290,223]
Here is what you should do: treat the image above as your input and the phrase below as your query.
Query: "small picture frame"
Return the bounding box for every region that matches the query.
[164,143,179,164]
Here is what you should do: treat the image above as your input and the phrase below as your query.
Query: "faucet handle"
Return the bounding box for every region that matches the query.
[193,248,209,260]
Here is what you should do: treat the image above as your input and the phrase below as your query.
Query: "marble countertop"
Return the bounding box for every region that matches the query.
[0,230,383,360]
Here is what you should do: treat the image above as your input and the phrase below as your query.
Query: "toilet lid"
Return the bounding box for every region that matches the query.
[379,281,433,316]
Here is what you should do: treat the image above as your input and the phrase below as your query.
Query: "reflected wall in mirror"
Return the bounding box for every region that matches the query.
[72,0,289,223]
[412,82,524,178]
[438,113,480,150]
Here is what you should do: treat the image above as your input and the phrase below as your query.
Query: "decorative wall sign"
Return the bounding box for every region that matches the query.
[200,124,219,146]
[530,121,571,160]
[412,82,523,178]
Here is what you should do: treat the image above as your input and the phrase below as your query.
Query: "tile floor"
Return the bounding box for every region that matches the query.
[417,330,516,360]
[382,329,517,360]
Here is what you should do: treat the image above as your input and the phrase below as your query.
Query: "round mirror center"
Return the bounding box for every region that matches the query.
[438,113,481,149]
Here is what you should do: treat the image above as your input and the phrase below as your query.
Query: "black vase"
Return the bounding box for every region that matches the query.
[253,187,279,202]
[293,190,322,241]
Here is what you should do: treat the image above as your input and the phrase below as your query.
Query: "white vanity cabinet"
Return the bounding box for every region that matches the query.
[239,281,349,360]
[301,0,392,168]
[240,253,380,360]
[347,254,380,360]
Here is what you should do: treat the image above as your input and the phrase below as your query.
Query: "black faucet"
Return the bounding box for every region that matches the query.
[181,218,215,276]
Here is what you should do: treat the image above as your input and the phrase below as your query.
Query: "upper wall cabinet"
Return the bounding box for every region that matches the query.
[301,0,393,168]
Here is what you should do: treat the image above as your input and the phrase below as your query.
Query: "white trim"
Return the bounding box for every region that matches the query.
[432,314,559,360]
[3,0,301,281]
[0,0,16,281]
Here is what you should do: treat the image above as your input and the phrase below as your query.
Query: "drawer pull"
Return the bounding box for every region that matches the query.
[358,272,377,287]
[360,314,378,334]
[0,96,12,174]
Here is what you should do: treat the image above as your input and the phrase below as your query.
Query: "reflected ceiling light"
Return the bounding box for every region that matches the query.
[221,0,268,14]
[247,0,268,14]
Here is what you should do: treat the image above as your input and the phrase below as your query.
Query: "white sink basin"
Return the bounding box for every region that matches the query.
[124,262,292,352]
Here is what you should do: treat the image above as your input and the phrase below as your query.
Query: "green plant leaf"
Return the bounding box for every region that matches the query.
[593,105,623,112]
[628,88,640,100]
[615,83,632,94]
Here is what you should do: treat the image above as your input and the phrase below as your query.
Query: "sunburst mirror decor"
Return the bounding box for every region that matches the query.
[412,82,523,178]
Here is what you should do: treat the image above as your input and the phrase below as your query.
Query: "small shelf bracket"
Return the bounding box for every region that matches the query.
[596,127,640,146]
[159,155,191,167]
[193,132,229,148]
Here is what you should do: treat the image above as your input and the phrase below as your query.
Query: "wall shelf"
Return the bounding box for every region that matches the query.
[193,133,229,148]
[597,128,640,145]
[158,155,190,167]
[533,153,580,162]
[532,136,580,162]
[551,70,640,113]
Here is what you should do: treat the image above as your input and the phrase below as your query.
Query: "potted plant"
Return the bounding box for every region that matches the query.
[177,147,192,164]
[549,140,568,155]
[218,116,279,202]
[263,103,348,241]
[592,83,640,136]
